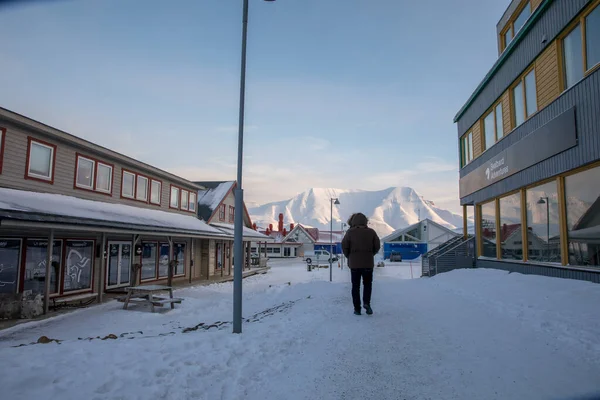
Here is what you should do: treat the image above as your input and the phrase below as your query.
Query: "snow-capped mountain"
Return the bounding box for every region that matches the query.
[248,187,473,238]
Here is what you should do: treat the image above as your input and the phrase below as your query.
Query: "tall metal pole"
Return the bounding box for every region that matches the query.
[233,0,250,334]
[546,198,550,261]
[330,199,333,282]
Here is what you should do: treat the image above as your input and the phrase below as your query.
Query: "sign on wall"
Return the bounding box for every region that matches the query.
[459,107,577,198]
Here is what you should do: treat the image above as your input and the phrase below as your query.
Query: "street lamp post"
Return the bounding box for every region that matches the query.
[233,0,275,335]
[340,222,347,269]
[537,196,550,261]
[330,198,340,281]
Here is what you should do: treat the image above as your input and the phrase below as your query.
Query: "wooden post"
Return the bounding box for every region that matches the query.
[520,189,529,262]
[43,229,54,315]
[167,237,174,287]
[189,238,194,283]
[462,205,468,240]
[98,233,107,303]
[557,176,569,266]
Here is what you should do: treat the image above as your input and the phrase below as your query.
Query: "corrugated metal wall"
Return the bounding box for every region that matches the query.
[460,69,600,205]
[457,0,592,137]
[477,259,600,283]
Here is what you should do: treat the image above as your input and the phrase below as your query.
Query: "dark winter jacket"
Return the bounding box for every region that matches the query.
[341,213,380,269]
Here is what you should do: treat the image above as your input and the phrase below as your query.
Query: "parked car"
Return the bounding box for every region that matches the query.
[303,250,338,264]
[389,251,402,262]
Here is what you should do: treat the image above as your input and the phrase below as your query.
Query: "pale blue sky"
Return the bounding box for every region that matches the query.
[0,0,508,213]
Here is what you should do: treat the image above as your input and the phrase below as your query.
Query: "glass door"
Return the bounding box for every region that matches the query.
[106,241,132,289]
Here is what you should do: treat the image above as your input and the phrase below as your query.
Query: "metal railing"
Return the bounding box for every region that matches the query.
[422,235,476,277]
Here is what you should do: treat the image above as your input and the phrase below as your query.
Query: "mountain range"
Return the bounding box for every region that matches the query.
[248,187,473,238]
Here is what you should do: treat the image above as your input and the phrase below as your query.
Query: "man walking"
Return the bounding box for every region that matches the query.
[341,212,381,315]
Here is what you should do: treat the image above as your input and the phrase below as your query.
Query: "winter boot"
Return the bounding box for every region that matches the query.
[354,308,361,315]
[364,305,373,315]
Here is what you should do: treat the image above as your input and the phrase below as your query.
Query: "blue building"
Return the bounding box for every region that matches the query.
[381,219,460,260]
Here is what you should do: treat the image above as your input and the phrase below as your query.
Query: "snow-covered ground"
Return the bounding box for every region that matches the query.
[1,260,600,400]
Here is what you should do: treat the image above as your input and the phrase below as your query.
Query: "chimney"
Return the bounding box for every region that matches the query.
[252,223,257,231]
[269,223,273,232]
[278,213,284,232]
[290,223,295,231]
[283,228,287,236]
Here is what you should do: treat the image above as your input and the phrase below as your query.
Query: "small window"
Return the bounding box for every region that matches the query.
[0,127,6,174]
[483,112,495,151]
[495,103,503,140]
[27,139,55,181]
[524,69,537,117]
[181,189,189,210]
[513,81,525,127]
[229,206,235,222]
[96,163,112,193]
[513,2,531,35]
[136,175,149,201]
[585,4,600,71]
[76,156,95,189]
[189,192,197,212]
[461,131,474,167]
[504,29,513,50]
[122,171,135,198]
[219,204,226,220]
[151,180,161,205]
[170,186,180,208]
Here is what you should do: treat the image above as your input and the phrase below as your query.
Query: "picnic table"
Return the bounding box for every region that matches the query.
[119,285,184,313]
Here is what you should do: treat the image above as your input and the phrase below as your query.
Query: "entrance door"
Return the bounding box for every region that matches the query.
[106,241,132,289]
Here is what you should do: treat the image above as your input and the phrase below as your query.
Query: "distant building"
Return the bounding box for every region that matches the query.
[381,219,460,260]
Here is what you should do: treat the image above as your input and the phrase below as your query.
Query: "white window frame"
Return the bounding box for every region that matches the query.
[27,140,55,181]
[122,171,136,198]
[151,180,162,205]
[96,163,113,194]
[75,156,95,189]
[181,189,189,210]
[136,175,149,201]
[189,192,197,212]
[170,186,180,208]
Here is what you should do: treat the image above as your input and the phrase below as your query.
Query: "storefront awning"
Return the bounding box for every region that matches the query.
[0,188,231,239]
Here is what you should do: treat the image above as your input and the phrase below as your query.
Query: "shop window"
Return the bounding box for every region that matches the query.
[174,243,186,276]
[141,242,158,280]
[480,200,497,257]
[63,240,94,292]
[526,181,560,263]
[565,166,600,267]
[158,243,170,277]
[499,193,523,260]
[273,248,281,254]
[0,239,22,294]
[24,239,62,295]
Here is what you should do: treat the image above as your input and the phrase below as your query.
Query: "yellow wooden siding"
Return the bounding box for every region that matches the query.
[531,0,543,11]
[472,121,483,157]
[535,41,560,110]
[501,91,511,136]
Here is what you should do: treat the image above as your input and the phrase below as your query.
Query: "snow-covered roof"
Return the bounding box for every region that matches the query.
[197,181,235,211]
[316,231,345,244]
[209,222,272,241]
[0,188,229,237]
[381,218,459,243]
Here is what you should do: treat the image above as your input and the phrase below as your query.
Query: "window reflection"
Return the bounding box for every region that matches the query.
[480,201,497,257]
[526,181,561,263]
[499,193,523,260]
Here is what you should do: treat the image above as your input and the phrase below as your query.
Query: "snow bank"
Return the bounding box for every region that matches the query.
[1,261,599,400]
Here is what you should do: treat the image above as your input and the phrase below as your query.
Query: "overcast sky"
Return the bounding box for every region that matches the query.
[0,0,509,213]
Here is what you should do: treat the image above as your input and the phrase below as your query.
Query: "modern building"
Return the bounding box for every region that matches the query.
[454,0,600,281]
[0,107,267,319]
[381,219,460,260]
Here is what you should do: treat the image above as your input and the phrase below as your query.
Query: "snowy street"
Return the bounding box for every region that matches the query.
[1,260,600,400]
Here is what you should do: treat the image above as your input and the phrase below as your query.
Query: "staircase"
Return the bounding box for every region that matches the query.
[421,235,476,277]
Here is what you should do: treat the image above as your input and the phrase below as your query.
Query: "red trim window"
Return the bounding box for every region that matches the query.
[170,185,180,209]
[189,192,197,213]
[0,127,6,174]
[150,179,162,205]
[136,174,149,202]
[75,154,114,195]
[181,189,189,210]
[219,204,226,221]
[120,169,153,203]
[25,137,57,184]
[229,206,235,222]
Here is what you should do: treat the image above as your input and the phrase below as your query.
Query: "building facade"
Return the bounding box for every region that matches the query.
[0,108,266,319]
[381,219,460,260]
[455,0,600,281]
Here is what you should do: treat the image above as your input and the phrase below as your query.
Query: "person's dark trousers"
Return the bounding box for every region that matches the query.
[351,268,373,310]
